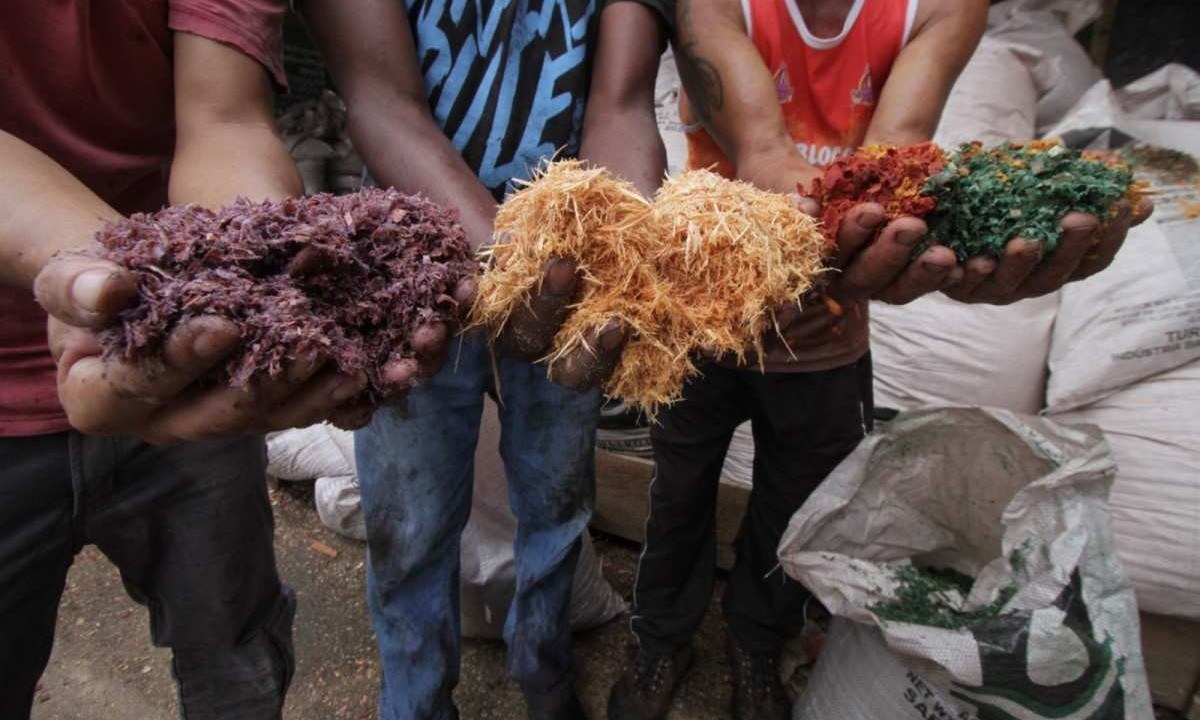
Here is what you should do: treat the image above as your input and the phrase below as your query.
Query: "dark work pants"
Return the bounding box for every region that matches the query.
[0,432,295,720]
[631,355,873,655]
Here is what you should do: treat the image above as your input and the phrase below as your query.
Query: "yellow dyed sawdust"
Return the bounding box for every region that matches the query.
[649,169,827,368]
[470,161,828,413]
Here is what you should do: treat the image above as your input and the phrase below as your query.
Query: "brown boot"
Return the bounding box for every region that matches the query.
[727,634,790,720]
[606,644,694,720]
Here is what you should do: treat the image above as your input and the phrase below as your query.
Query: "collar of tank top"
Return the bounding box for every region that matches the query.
[788,0,864,45]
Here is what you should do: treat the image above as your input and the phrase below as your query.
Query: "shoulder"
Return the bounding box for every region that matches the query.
[909,0,987,38]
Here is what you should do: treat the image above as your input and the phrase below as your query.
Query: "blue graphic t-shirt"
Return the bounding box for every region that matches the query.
[406,0,599,197]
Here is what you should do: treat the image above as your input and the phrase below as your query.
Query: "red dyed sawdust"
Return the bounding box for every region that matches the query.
[807,142,947,245]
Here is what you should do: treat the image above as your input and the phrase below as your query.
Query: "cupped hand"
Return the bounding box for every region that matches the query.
[943,198,1153,305]
[34,252,435,443]
[767,200,959,354]
[493,257,629,391]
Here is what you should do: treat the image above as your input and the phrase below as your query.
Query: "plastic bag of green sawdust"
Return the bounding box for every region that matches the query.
[778,407,1151,720]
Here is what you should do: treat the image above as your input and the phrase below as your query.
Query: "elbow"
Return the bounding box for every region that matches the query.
[340,83,437,151]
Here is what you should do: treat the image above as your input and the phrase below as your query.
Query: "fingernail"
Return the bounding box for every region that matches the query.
[192,330,231,360]
[332,373,367,402]
[920,259,951,275]
[546,259,576,295]
[288,351,322,383]
[858,209,886,230]
[72,269,113,314]
[598,321,626,352]
[384,358,420,387]
[897,229,925,246]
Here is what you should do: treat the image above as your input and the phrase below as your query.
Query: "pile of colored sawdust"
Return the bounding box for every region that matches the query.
[924,141,1140,259]
[810,141,1140,260]
[96,189,474,403]
[470,162,827,412]
[807,142,946,246]
[870,565,1017,630]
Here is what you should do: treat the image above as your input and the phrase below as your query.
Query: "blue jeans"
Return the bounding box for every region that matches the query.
[356,333,600,720]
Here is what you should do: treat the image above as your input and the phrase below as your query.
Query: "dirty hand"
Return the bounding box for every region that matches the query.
[286,244,479,408]
[766,199,960,355]
[943,198,1154,305]
[803,198,961,306]
[35,252,412,442]
[493,257,629,391]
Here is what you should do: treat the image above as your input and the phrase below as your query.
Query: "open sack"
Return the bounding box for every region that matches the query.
[779,408,1151,720]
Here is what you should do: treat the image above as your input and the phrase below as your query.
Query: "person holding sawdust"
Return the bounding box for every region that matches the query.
[609,1,1153,719]
[0,2,397,717]
[297,0,670,718]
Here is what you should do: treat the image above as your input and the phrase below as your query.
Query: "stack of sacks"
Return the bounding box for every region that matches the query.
[986,0,1103,135]
[268,424,364,540]
[1039,65,1200,623]
[653,49,688,175]
[870,294,1059,414]
[1046,216,1200,621]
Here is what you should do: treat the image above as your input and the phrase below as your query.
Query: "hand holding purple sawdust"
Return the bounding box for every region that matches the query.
[35,189,476,444]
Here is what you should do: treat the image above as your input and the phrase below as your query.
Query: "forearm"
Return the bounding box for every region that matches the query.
[169,32,303,209]
[579,107,666,198]
[862,0,986,148]
[301,0,498,249]
[0,131,120,289]
[170,122,301,207]
[674,0,814,193]
[347,100,498,249]
[577,1,668,198]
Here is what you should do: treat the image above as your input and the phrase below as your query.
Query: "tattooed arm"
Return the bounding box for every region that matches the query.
[674,0,957,305]
[674,0,814,194]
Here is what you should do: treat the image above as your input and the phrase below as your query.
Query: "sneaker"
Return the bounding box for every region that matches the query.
[727,634,790,720]
[607,644,694,720]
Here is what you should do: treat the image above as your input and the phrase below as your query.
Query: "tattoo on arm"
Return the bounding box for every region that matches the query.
[676,0,724,124]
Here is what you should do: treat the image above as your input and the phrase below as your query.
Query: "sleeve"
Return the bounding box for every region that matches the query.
[604,0,675,41]
[169,0,290,89]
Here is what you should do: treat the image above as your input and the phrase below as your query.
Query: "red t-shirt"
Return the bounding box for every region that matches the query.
[0,0,287,437]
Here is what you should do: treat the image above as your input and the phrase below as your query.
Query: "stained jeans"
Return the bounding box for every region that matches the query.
[0,432,295,720]
[355,333,600,720]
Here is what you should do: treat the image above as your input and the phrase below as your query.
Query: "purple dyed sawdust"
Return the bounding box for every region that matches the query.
[96,189,475,402]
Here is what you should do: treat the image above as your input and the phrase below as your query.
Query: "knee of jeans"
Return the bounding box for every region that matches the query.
[173,587,295,720]
[365,498,470,579]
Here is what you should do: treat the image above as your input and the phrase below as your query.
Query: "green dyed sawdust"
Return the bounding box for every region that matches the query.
[923,142,1135,261]
[871,565,1017,630]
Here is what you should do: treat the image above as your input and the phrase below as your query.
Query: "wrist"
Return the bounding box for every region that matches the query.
[735,149,820,196]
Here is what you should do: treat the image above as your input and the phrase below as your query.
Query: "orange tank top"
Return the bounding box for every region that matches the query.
[682,0,919,176]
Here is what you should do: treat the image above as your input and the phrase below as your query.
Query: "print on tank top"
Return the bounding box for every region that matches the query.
[681,0,912,174]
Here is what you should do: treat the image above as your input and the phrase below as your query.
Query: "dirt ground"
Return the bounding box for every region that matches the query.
[33,481,735,720]
[29,479,1192,720]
